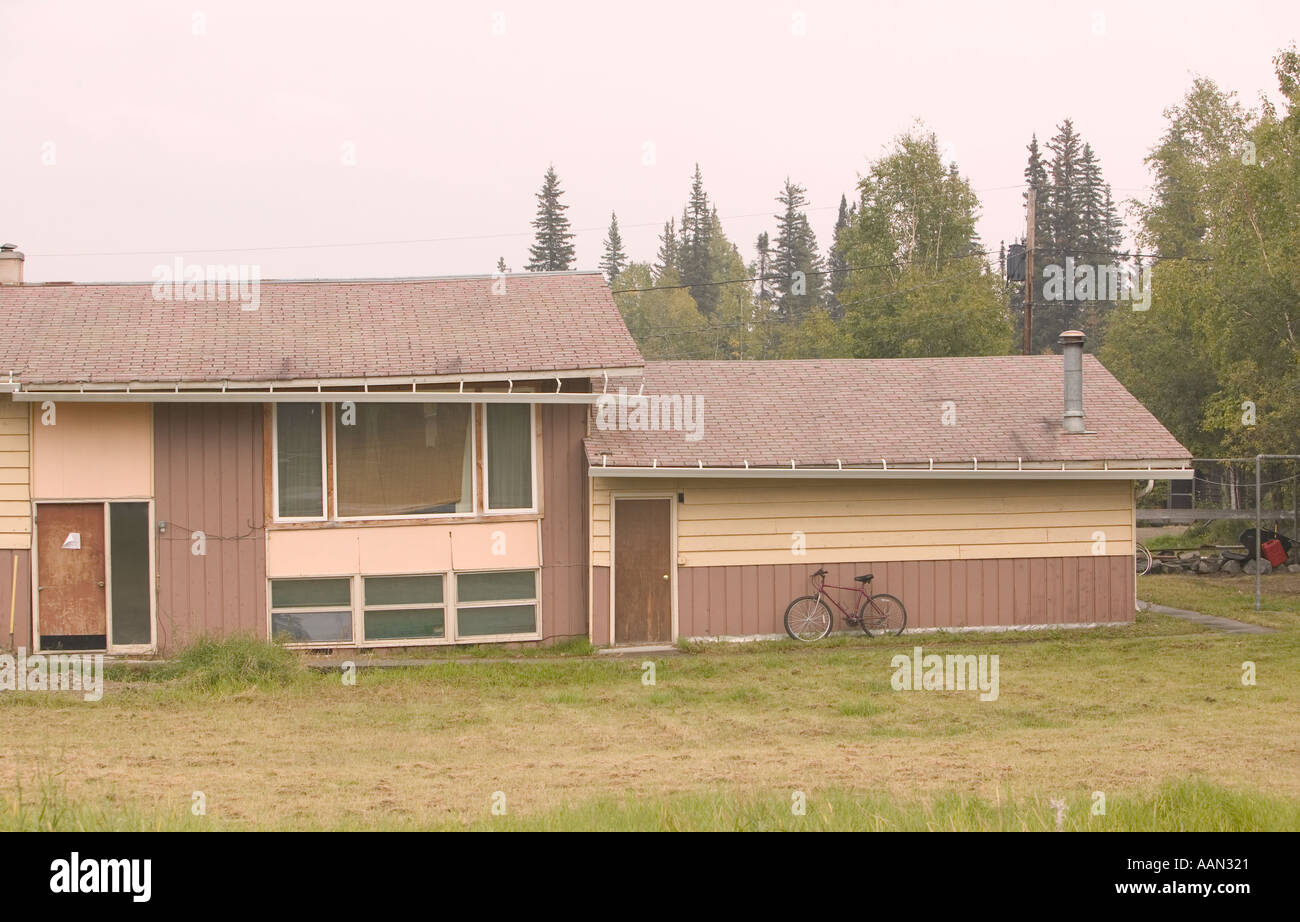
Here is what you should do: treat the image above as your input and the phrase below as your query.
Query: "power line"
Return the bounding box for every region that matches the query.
[613,249,997,295]
[27,183,1029,259]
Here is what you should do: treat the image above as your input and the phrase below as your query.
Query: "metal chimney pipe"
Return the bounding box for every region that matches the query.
[0,244,23,285]
[1059,330,1086,433]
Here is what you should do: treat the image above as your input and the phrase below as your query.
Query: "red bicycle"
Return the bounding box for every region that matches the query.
[784,568,906,641]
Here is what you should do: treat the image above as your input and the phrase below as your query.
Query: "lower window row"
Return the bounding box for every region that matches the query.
[269,570,538,644]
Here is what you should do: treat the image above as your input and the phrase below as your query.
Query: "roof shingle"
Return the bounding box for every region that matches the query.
[584,358,1190,468]
[0,272,642,384]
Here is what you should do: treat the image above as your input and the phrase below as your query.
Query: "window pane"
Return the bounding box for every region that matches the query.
[457,604,536,637]
[271,611,353,643]
[364,575,443,606]
[336,403,472,517]
[487,404,533,509]
[364,607,445,640]
[276,404,323,518]
[457,570,536,603]
[109,502,151,646]
[271,578,351,609]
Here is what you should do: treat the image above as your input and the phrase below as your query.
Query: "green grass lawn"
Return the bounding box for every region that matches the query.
[1139,570,1300,631]
[2,576,1298,831]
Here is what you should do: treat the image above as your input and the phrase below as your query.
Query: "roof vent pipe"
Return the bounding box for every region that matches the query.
[1059,330,1086,433]
[0,244,23,285]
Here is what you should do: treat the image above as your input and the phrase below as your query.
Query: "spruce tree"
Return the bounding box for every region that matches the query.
[496,256,509,274]
[654,219,680,281]
[826,194,854,318]
[599,212,627,283]
[1020,121,1126,351]
[525,164,576,272]
[755,232,772,305]
[678,165,718,314]
[770,178,825,319]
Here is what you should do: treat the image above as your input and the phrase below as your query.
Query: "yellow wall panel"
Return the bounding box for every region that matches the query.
[591,477,1133,567]
[0,396,29,547]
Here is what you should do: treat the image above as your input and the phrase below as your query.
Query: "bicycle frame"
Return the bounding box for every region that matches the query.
[811,571,887,624]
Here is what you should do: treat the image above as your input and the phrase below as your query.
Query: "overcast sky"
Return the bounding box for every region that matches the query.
[3,0,1295,283]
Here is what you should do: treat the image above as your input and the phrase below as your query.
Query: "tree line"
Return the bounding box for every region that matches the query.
[512,43,1300,461]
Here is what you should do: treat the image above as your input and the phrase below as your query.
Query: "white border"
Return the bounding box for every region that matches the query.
[608,493,677,646]
[31,499,157,654]
[271,403,327,523]
[483,402,538,515]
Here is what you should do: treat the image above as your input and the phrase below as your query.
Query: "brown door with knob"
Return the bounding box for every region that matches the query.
[36,503,108,650]
[613,497,673,644]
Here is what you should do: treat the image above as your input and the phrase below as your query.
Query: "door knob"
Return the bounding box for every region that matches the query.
[97,581,105,588]
[662,574,669,580]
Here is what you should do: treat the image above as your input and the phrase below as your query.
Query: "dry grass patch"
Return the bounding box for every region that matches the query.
[1,596,1296,830]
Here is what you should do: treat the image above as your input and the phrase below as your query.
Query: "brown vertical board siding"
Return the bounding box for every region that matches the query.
[672,556,1134,638]
[740,565,758,636]
[757,566,775,635]
[0,549,32,649]
[154,404,266,652]
[539,405,589,641]
[724,566,742,635]
[591,566,610,645]
[947,560,963,627]
[932,560,950,628]
[1013,558,1031,624]
[915,560,934,629]
[1046,557,1062,623]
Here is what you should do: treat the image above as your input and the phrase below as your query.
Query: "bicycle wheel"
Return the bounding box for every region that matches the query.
[859,594,906,637]
[784,596,833,642]
[1135,543,1153,576]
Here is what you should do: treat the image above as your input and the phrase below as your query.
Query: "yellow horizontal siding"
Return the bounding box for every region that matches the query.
[591,477,1132,568]
[0,397,30,548]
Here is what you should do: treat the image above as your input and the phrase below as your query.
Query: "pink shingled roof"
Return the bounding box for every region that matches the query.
[584,357,1190,467]
[0,272,642,384]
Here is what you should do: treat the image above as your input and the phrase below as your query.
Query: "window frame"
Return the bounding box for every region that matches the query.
[268,575,357,646]
[330,401,479,522]
[360,572,449,645]
[483,402,538,515]
[271,402,328,523]
[452,568,542,643]
[269,567,543,648]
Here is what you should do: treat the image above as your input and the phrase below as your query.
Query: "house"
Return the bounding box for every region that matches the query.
[0,245,1192,653]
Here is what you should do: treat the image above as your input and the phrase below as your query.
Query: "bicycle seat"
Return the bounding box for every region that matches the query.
[855,573,873,583]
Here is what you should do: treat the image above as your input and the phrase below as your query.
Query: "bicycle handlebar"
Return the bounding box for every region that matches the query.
[812,568,827,578]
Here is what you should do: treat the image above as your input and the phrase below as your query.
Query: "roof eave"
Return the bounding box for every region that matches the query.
[587,463,1194,480]
[9,365,643,401]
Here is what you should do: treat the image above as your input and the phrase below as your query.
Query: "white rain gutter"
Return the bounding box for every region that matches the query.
[587,464,1195,481]
[6,365,642,403]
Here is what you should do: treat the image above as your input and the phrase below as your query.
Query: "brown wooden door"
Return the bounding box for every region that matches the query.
[613,498,673,644]
[37,503,107,648]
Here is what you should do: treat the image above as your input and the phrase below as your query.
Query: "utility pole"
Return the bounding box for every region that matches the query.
[1023,186,1036,355]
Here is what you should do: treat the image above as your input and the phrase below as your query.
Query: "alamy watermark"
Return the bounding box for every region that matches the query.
[152,257,260,311]
[595,388,704,442]
[0,648,103,702]
[1042,256,1151,311]
[890,646,999,701]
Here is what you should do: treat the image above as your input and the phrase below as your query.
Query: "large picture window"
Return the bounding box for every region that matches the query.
[485,403,534,511]
[335,403,473,518]
[275,403,325,519]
